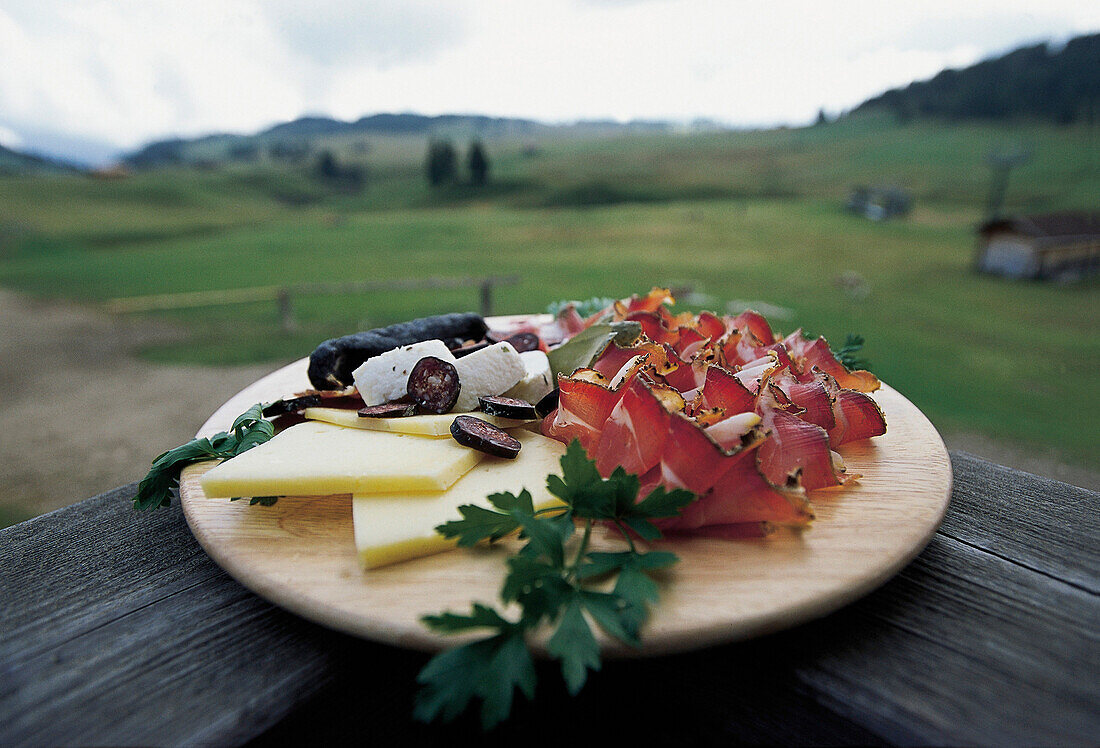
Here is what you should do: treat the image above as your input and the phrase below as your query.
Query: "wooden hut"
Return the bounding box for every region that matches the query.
[976,212,1100,280]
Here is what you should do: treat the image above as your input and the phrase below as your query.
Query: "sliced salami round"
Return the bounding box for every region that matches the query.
[358,401,417,418]
[478,395,537,420]
[450,415,522,459]
[505,332,541,353]
[535,388,560,419]
[407,356,461,414]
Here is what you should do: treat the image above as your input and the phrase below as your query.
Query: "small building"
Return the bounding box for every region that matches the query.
[975,212,1100,281]
[845,185,912,221]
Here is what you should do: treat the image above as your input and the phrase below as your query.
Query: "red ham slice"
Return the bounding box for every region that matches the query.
[546,376,623,453]
[594,377,671,476]
[756,392,847,491]
[727,310,775,346]
[661,451,813,530]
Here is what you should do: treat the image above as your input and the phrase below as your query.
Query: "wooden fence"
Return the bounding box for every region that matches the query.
[104,275,520,333]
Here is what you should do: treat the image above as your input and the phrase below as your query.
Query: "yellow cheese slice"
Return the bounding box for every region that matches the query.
[304,407,531,437]
[199,420,485,497]
[353,430,567,568]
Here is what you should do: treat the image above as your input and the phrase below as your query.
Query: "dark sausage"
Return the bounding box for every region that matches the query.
[407,356,461,414]
[450,415,522,459]
[307,312,488,389]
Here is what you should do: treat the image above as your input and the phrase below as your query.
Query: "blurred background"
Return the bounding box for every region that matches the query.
[0,1,1097,527]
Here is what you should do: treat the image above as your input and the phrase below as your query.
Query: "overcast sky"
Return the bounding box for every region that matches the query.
[0,0,1097,156]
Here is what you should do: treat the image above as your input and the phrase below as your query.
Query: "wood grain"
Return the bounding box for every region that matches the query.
[2,459,1095,745]
[179,353,953,655]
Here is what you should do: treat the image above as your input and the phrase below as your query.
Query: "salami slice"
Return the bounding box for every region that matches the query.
[407,356,461,414]
[478,396,537,420]
[450,415,522,459]
[358,401,418,418]
[505,332,541,353]
[535,388,559,419]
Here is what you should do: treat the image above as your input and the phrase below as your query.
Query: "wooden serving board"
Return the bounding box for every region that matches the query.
[180,349,951,657]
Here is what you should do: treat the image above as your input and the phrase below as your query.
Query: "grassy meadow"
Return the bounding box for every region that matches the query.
[1,115,1097,466]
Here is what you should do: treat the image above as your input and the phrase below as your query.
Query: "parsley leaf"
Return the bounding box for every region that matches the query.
[833,333,872,372]
[133,403,275,511]
[548,596,601,695]
[417,439,693,729]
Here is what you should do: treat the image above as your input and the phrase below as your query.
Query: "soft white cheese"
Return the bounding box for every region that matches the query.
[504,350,554,404]
[452,341,525,411]
[352,339,456,406]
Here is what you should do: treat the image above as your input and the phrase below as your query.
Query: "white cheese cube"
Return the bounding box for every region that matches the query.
[452,341,525,411]
[504,350,554,404]
[352,339,456,406]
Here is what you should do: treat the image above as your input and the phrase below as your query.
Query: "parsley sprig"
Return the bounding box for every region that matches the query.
[834,333,871,372]
[415,440,693,729]
[133,403,274,511]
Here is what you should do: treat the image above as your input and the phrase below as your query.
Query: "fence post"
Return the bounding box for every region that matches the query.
[479,279,493,317]
[277,288,295,334]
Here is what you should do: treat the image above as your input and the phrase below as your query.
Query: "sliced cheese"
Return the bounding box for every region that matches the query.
[353,430,567,568]
[304,406,531,437]
[199,420,484,497]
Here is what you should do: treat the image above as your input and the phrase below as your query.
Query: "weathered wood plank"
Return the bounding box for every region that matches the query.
[1,455,1098,747]
[944,451,1099,593]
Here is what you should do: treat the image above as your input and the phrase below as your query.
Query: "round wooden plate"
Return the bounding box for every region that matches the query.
[180,334,951,657]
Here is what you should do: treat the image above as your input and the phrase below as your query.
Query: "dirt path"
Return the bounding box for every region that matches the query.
[1,290,1095,526]
[0,290,275,523]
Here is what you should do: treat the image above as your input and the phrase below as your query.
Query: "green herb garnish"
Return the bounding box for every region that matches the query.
[415,440,693,729]
[133,403,275,511]
[833,333,872,372]
[545,321,642,380]
[545,296,617,319]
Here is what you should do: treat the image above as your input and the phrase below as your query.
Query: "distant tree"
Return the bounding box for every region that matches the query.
[426,139,457,186]
[315,149,365,192]
[468,140,489,185]
[814,108,829,126]
[316,150,340,180]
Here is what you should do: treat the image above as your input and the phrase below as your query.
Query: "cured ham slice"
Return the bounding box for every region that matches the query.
[626,310,680,347]
[546,377,623,453]
[662,452,813,531]
[659,411,758,495]
[728,310,775,346]
[756,395,846,491]
[614,287,675,318]
[700,365,756,415]
[783,331,880,393]
[695,311,726,341]
[673,327,708,360]
[829,387,888,445]
[541,291,888,538]
[594,377,671,476]
[772,371,836,432]
[591,342,642,379]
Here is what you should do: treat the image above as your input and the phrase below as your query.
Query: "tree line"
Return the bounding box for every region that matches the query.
[426,139,490,187]
[854,33,1098,125]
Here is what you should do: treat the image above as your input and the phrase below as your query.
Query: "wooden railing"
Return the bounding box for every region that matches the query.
[104,275,520,333]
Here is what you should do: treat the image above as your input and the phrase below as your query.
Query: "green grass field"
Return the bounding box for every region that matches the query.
[1,116,1097,466]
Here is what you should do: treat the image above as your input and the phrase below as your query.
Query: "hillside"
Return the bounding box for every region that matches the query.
[0,143,74,175]
[124,113,643,169]
[855,33,1099,124]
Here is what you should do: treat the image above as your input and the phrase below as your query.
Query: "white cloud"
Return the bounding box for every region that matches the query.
[0,123,23,149]
[0,0,1096,152]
